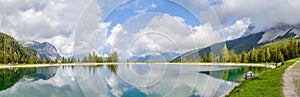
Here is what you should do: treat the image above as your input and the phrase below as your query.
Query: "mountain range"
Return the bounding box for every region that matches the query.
[129,52,180,62]
[171,24,300,62]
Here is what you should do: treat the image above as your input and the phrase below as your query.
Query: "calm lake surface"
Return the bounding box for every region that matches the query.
[0,64,266,97]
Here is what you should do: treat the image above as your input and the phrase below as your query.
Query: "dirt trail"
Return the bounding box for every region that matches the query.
[283,62,300,97]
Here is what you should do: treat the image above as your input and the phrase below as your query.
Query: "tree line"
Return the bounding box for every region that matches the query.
[59,51,119,63]
[183,37,300,63]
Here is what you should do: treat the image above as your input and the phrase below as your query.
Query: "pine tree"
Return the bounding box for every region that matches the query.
[220,45,230,62]
[37,58,42,64]
[77,58,81,63]
[278,50,284,63]
[96,56,103,63]
[241,51,248,63]
[235,54,241,63]
[3,53,9,64]
[61,57,66,63]
[27,57,35,64]
[181,57,187,62]
[44,58,49,64]
[259,49,266,63]
[203,52,207,62]
[110,51,118,62]
[288,37,296,58]
[107,56,112,62]
[198,56,203,62]
[270,47,278,62]
[88,53,93,62]
[82,57,88,63]
[71,56,76,63]
[92,51,97,62]
[249,48,258,63]
[0,51,3,63]
[192,55,197,62]
[265,48,271,62]
[208,52,214,62]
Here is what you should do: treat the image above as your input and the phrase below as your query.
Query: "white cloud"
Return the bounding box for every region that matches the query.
[151,4,157,9]
[200,0,300,31]
[106,23,124,46]
[0,0,95,56]
[72,0,103,56]
[0,0,130,57]
[223,18,251,40]
[106,14,224,61]
[72,0,129,56]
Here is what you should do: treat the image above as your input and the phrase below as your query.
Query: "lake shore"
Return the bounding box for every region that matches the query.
[0,62,268,69]
[226,58,298,97]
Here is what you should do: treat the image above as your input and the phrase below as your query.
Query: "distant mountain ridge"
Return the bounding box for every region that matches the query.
[172,23,300,62]
[20,40,61,61]
[129,52,180,62]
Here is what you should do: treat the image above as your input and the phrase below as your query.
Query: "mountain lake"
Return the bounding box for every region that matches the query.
[0,64,267,97]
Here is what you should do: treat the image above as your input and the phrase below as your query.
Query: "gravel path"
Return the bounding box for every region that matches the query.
[283,62,300,97]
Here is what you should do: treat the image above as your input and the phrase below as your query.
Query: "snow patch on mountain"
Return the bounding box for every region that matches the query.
[20,40,62,61]
[258,24,300,44]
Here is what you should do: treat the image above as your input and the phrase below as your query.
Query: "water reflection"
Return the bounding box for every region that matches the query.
[200,66,267,82]
[0,64,263,97]
[24,67,57,81]
[0,68,36,91]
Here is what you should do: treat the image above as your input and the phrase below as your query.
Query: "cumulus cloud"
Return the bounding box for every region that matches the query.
[200,0,300,31]
[106,14,224,60]
[72,0,129,56]
[0,0,68,39]
[72,0,103,56]
[223,18,251,40]
[0,0,95,56]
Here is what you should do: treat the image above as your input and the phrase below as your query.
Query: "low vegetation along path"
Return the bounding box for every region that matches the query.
[283,61,300,97]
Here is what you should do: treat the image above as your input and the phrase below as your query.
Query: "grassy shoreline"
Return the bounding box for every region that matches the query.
[226,58,298,97]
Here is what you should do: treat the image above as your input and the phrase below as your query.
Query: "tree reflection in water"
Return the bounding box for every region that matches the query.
[200,66,267,82]
[0,68,36,91]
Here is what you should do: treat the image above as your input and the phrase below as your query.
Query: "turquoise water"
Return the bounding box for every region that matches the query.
[0,64,266,97]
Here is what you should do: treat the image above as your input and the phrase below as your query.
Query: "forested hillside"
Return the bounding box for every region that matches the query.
[177,37,300,63]
[0,32,41,64]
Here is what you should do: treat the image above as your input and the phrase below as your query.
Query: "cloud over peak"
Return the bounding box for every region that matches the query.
[200,0,300,31]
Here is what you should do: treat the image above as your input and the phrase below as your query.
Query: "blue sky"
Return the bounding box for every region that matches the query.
[104,0,201,37]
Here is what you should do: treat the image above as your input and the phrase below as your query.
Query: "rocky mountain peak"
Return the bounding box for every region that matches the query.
[20,40,61,61]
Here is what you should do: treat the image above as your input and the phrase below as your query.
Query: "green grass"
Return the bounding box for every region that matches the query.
[226,58,299,97]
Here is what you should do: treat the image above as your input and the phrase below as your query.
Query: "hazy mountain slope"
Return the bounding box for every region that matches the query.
[172,24,300,62]
[129,52,180,62]
[172,32,265,62]
[258,24,300,43]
